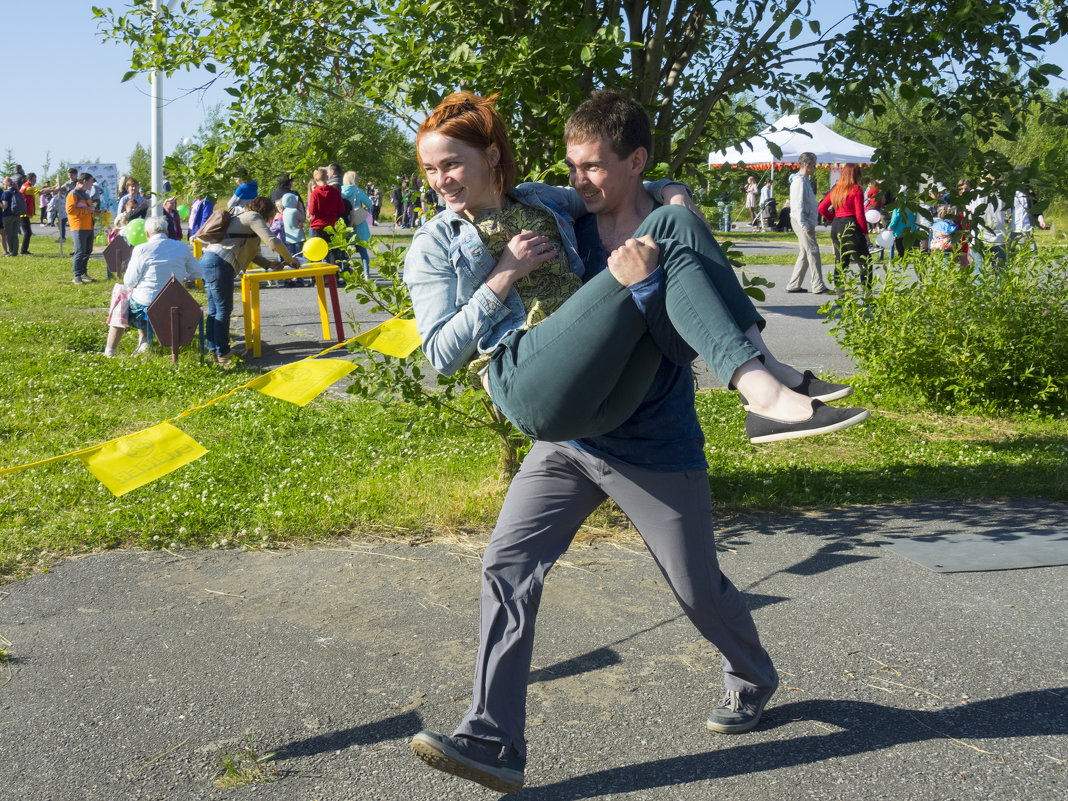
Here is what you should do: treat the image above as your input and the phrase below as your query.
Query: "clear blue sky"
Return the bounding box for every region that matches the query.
[6,3,230,178]
[6,2,1067,179]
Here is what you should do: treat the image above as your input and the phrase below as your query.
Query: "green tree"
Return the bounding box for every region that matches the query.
[96,1,1068,187]
[160,97,416,203]
[2,150,16,177]
[128,142,151,189]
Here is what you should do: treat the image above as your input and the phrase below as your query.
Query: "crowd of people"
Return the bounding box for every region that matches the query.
[10,157,402,362]
[741,162,1050,293]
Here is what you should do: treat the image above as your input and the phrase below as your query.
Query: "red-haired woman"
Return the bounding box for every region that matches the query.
[818,164,871,288]
[405,92,867,444]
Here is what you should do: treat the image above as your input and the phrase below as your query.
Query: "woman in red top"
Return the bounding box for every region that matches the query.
[307,168,344,238]
[306,167,346,275]
[817,164,871,289]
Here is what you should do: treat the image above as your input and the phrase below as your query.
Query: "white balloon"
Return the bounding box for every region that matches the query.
[182,137,193,147]
[876,230,895,249]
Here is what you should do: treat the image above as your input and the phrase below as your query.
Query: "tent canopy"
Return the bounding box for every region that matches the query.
[708,114,874,169]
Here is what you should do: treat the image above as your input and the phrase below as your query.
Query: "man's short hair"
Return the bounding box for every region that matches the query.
[798,152,816,169]
[328,162,342,175]
[144,216,168,237]
[78,172,94,183]
[564,90,653,160]
[67,167,78,176]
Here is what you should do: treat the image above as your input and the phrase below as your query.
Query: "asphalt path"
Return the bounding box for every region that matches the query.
[2,500,1065,799]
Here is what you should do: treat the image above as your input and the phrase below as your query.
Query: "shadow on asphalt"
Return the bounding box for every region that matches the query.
[273,710,424,761]
[530,646,622,684]
[759,304,828,321]
[515,689,1068,799]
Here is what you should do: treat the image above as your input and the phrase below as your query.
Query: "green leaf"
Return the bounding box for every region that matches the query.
[790,19,802,39]
[798,107,821,123]
[121,70,137,83]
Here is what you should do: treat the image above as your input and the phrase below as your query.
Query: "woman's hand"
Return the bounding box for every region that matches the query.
[608,235,660,287]
[486,230,556,300]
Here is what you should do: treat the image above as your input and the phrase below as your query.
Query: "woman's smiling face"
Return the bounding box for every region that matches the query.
[419,132,501,219]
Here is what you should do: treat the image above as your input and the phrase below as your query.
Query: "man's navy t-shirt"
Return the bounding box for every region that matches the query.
[566,213,707,472]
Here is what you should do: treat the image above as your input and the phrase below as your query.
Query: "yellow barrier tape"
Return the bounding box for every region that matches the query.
[79,423,207,497]
[248,359,357,407]
[0,309,422,484]
[353,316,422,358]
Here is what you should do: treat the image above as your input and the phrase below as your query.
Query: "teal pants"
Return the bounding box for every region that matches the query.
[488,205,764,441]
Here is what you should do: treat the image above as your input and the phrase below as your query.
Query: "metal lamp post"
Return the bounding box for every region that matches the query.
[149,0,181,216]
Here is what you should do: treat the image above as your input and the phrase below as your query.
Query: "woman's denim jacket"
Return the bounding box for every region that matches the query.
[404,180,675,375]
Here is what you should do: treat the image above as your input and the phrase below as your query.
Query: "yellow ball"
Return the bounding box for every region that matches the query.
[303,237,329,262]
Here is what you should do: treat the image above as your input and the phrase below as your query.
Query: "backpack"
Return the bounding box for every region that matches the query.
[194,208,256,244]
[10,191,27,216]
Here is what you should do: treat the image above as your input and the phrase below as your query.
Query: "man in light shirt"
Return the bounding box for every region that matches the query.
[786,151,829,294]
[968,181,1008,270]
[103,215,203,357]
[1011,186,1046,253]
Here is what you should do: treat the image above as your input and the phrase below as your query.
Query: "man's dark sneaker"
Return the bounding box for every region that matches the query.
[746,400,869,444]
[707,671,779,734]
[411,730,525,793]
[791,369,853,402]
[786,287,808,293]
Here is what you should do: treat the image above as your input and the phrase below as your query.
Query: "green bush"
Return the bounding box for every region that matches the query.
[827,247,1068,414]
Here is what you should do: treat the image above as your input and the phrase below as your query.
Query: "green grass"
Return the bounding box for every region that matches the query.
[1,234,1065,582]
[213,731,278,789]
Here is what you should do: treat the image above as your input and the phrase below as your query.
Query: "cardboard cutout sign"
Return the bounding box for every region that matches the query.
[146,277,203,361]
[102,236,133,278]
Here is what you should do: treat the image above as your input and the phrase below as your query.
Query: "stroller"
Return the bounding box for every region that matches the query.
[759,197,778,231]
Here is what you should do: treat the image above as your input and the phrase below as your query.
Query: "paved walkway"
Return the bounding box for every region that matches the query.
[2,500,1064,799]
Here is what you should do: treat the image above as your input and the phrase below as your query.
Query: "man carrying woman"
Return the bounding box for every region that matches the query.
[406,91,865,792]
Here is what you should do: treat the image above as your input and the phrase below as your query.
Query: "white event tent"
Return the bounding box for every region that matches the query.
[708,114,875,181]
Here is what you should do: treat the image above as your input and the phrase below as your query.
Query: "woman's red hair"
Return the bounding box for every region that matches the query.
[828,163,862,208]
[416,92,516,194]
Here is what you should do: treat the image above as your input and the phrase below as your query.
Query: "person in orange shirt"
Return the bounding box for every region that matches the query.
[66,173,97,284]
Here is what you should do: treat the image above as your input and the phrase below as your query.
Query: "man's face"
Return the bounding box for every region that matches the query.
[79,178,95,192]
[565,134,645,216]
[800,163,815,178]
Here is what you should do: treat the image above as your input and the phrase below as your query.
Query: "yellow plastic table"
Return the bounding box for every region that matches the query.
[241,263,344,358]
